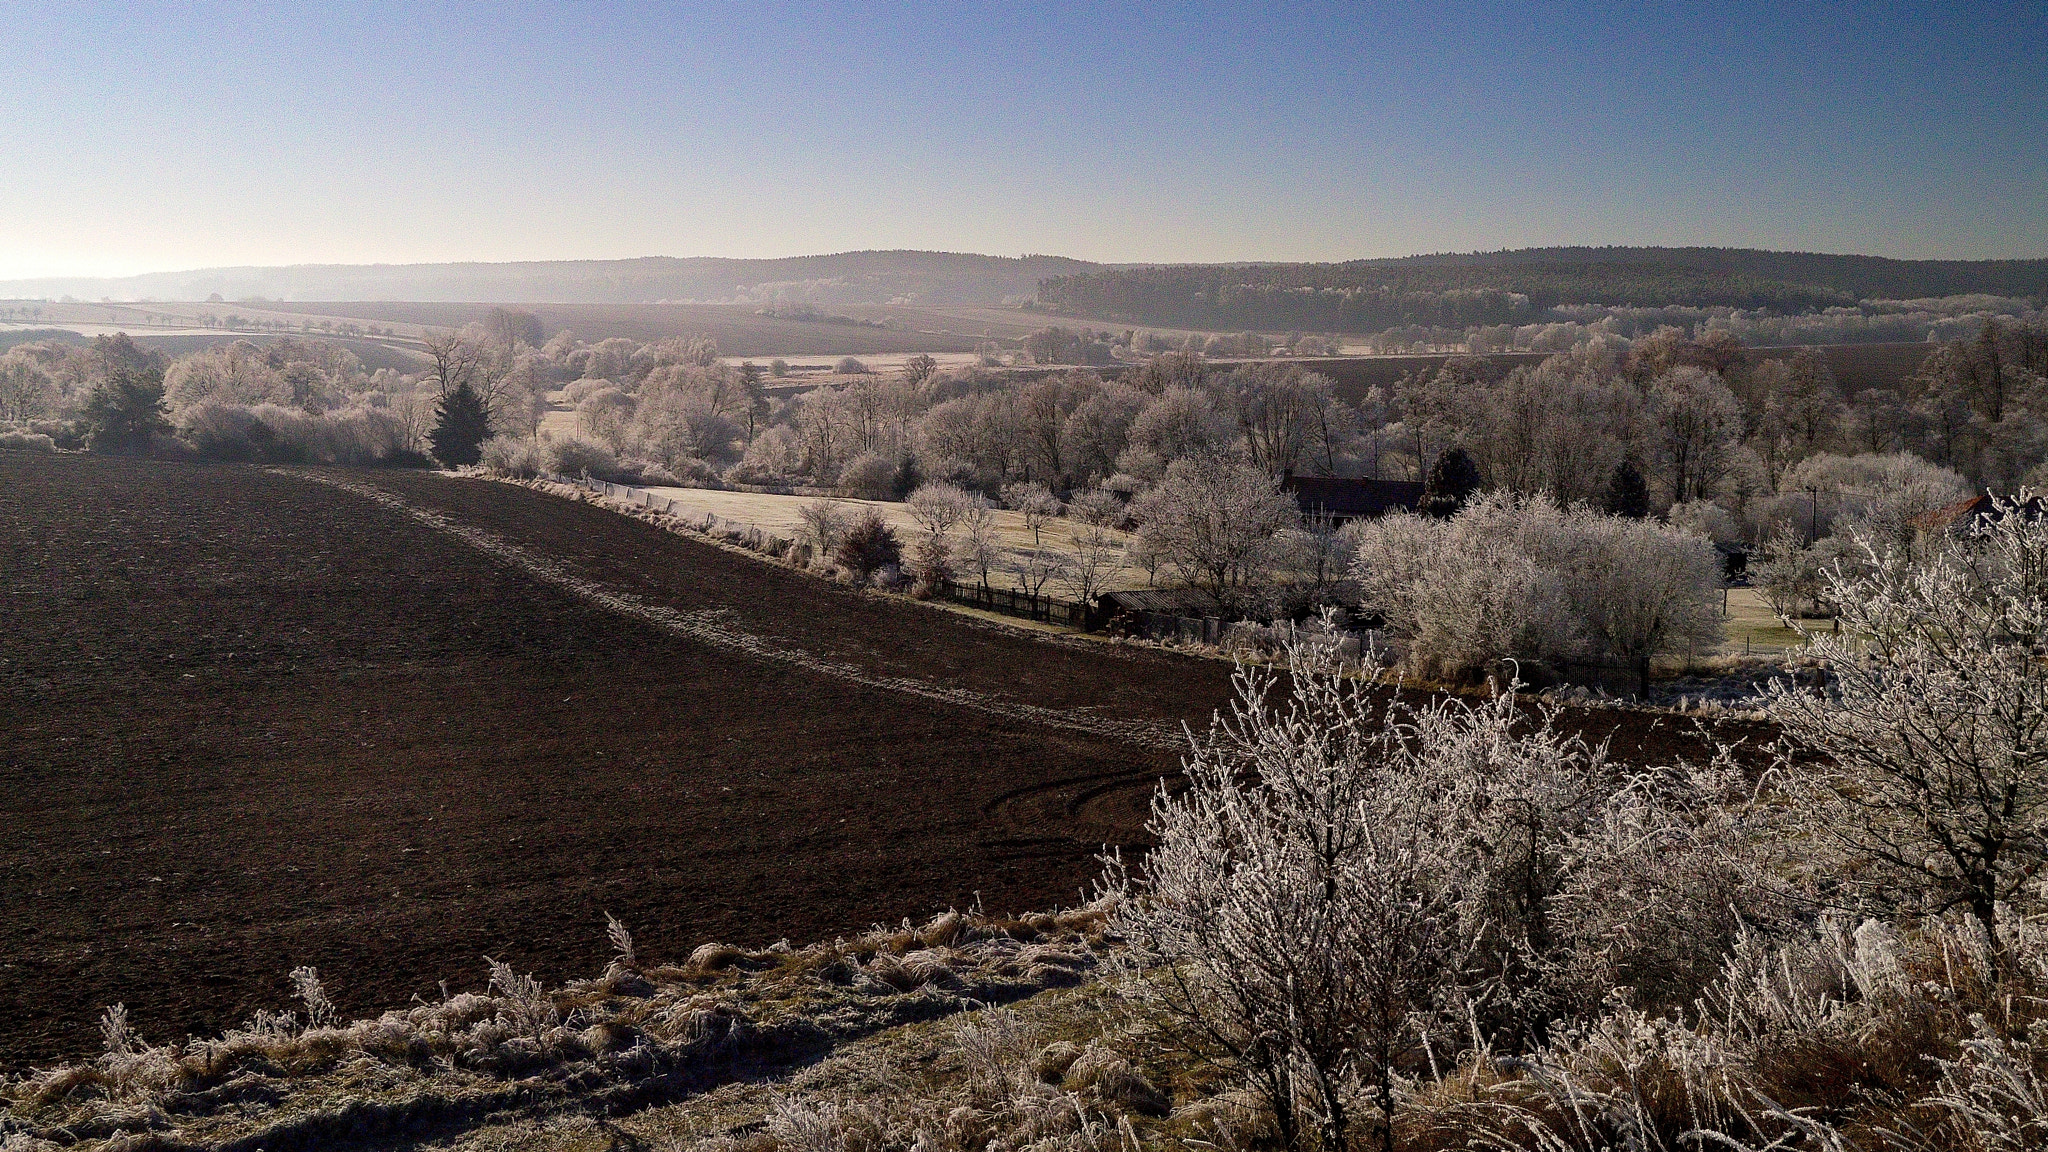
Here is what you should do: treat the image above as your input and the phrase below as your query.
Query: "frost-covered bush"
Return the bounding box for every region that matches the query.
[545,436,618,478]
[1350,492,1723,680]
[175,401,421,466]
[0,427,56,452]
[795,498,848,557]
[479,435,542,477]
[1108,637,1770,1152]
[1667,498,1743,544]
[1768,494,2048,939]
[836,452,898,499]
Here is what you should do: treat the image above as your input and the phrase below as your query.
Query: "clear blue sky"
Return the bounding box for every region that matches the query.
[0,1,2042,277]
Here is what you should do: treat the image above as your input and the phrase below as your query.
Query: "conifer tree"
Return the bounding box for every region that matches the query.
[1602,459,1650,519]
[429,382,490,467]
[1419,446,1481,518]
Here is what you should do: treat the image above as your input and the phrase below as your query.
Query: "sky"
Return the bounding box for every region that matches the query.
[0,1,2043,278]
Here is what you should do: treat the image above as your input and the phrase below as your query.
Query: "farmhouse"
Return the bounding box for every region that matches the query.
[1282,475,1425,523]
[1909,494,2047,540]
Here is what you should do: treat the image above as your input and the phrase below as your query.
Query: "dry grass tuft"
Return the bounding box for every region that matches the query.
[0,902,1121,1151]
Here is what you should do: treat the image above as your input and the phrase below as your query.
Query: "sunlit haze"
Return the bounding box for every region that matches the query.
[1,0,2044,278]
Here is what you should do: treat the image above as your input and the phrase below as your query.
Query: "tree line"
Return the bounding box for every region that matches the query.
[1034,247,2048,333]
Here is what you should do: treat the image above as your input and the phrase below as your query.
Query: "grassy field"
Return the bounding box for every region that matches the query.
[637,485,1156,595]
[1720,585,1823,654]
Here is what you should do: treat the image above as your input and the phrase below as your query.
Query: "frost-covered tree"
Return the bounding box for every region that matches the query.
[1128,386,1231,463]
[1350,493,1723,680]
[1770,496,2048,947]
[905,482,971,539]
[1109,637,1758,1151]
[1131,454,1299,597]
[0,351,56,423]
[901,353,938,390]
[1648,366,1744,505]
[955,496,1001,591]
[1059,523,1124,603]
[1000,480,1060,547]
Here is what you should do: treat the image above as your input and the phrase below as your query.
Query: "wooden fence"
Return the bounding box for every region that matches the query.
[936,580,1095,629]
[1550,656,1653,700]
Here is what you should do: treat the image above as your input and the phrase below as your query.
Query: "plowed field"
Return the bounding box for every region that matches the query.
[0,453,1759,1067]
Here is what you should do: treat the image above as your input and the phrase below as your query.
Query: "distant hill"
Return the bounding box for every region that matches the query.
[1034,247,2048,333]
[11,247,2045,332]
[0,251,1101,307]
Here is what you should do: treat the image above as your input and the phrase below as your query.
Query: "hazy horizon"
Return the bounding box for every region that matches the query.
[2,1,2043,280]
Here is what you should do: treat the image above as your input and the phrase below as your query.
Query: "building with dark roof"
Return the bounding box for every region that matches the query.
[1282,476,1425,523]
[1909,494,2045,539]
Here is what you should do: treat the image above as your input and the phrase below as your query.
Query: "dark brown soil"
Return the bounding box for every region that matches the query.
[0,453,1764,1069]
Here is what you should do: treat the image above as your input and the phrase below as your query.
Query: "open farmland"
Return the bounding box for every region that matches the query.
[0,452,1754,1070]
[234,301,988,357]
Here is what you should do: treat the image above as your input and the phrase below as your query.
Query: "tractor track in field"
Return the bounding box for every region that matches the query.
[282,470,1184,753]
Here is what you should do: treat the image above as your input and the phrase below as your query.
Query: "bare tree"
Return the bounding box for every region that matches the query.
[796,498,848,557]
[1059,524,1124,603]
[1225,361,1325,474]
[956,496,1001,591]
[422,329,518,433]
[1013,547,1067,598]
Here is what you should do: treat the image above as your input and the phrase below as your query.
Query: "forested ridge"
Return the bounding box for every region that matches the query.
[1036,247,2048,332]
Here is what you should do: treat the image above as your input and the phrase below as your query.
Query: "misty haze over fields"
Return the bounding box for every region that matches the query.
[6,5,2048,1152]
[8,247,2045,311]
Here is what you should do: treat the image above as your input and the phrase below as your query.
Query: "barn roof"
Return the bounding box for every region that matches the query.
[1909,495,1994,533]
[1908,494,2045,534]
[1283,476,1425,519]
[1100,587,1227,616]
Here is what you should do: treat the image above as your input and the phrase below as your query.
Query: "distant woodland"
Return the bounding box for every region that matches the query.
[1035,247,2048,336]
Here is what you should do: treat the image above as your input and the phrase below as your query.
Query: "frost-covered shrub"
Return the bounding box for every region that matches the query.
[1768,495,2048,939]
[796,498,848,556]
[836,452,898,499]
[175,401,422,466]
[1667,498,1743,544]
[1349,501,1576,678]
[479,435,542,477]
[0,427,56,452]
[1107,636,1766,1152]
[1350,492,1722,680]
[545,436,618,478]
